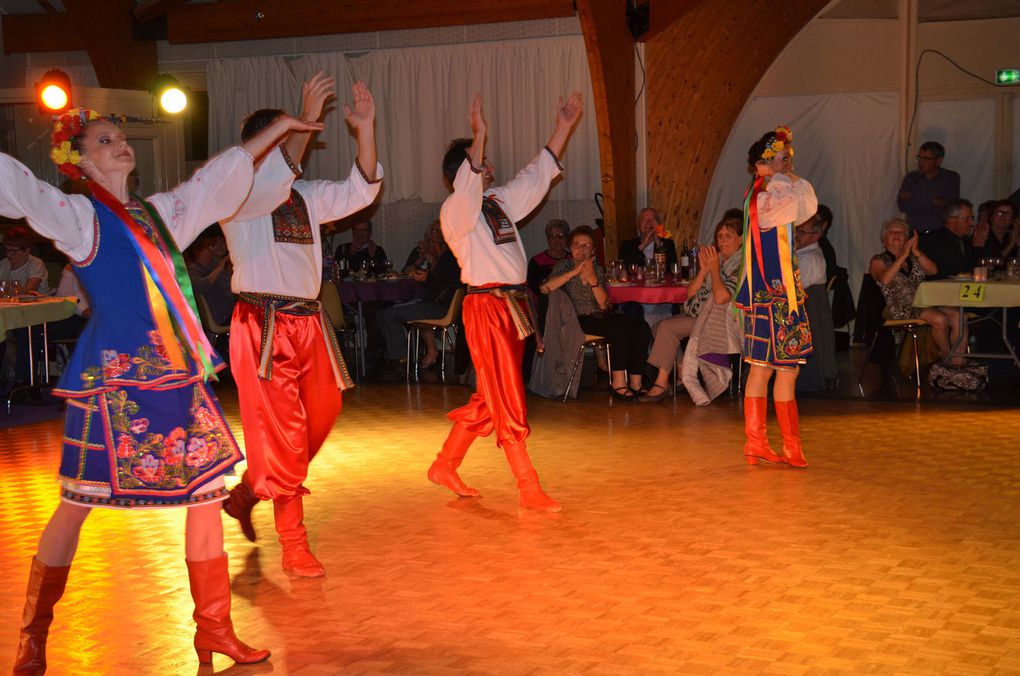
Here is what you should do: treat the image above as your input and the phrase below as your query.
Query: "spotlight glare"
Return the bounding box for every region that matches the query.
[160,87,187,114]
[40,84,69,111]
[35,69,73,113]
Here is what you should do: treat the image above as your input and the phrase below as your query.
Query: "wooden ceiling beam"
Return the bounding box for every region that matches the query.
[638,0,706,43]
[63,0,158,90]
[2,13,85,53]
[134,0,190,23]
[165,0,575,43]
[576,0,636,258]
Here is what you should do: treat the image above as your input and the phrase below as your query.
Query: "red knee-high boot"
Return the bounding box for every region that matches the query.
[274,496,325,577]
[187,554,270,665]
[427,425,480,497]
[13,557,70,676]
[774,399,808,467]
[743,396,784,465]
[502,441,561,512]
[222,471,260,543]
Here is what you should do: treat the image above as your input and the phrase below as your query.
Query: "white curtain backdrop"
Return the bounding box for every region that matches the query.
[206,36,600,265]
[206,36,598,203]
[700,92,902,305]
[917,98,996,204]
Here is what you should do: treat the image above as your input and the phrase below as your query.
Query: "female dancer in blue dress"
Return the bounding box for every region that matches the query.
[734,125,817,468]
[4,107,321,673]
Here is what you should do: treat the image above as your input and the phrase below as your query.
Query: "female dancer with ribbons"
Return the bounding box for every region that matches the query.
[4,107,320,673]
[734,125,818,468]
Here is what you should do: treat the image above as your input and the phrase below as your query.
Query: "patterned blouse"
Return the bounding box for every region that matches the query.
[549,258,607,317]
[871,250,926,320]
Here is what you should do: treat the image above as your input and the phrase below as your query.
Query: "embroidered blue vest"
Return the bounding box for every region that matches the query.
[53,197,224,398]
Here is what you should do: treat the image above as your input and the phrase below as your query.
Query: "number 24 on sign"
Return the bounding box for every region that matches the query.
[958,283,985,302]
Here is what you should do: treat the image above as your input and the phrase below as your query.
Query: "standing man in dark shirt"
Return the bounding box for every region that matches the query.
[921,199,976,279]
[898,141,960,235]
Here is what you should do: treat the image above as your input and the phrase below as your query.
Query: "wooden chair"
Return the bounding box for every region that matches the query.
[318,282,362,378]
[406,288,465,383]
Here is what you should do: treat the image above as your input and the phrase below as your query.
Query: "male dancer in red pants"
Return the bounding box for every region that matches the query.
[221,73,382,576]
[428,91,583,512]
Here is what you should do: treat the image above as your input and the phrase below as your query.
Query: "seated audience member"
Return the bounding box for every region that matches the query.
[187,227,236,327]
[973,200,1017,260]
[527,219,570,295]
[402,220,444,274]
[897,140,960,235]
[0,226,50,294]
[794,218,826,289]
[812,204,856,331]
[335,219,388,273]
[542,226,652,399]
[813,204,837,281]
[920,199,976,279]
[377,231,462,378]
[640,215,741,403]
[870,217,964,364]
[619,207,677,268]
[50,264,90,340]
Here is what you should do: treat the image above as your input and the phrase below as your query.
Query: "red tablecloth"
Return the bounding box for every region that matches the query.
[606,282,688,305]
[337,277,423,304]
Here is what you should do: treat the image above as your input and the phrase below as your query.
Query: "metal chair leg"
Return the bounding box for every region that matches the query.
[562,345,586,403]
[910,328,921,397]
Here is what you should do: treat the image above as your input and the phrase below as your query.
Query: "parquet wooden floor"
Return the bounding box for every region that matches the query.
[2,383,1020,675]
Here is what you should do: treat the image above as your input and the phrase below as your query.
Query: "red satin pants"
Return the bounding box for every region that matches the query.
[447,293,530,446]
[230,301,342,501]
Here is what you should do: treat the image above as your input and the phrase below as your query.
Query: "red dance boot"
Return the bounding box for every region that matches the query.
[774,399,808,468]
[502,441,561,512]
[186,554,270,665]
[743,396,784,465]
[222,472,260,543]
[427,425,481,497]
[13,557,70,676]
[274,497,325,577]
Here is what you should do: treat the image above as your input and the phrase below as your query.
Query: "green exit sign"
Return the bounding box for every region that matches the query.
[996,68,1020,85]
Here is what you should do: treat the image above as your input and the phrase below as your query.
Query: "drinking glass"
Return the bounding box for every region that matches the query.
[1007,257,1020,280]
[0,280,8,299]
[9,280,22,298]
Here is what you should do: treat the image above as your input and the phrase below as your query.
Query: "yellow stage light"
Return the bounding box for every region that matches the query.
[36,69,72,113]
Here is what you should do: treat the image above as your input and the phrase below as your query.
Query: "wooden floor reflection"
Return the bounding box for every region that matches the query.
[2,382,1020,674]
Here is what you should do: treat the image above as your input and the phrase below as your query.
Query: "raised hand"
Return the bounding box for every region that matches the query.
[276,113,324,134]
[555,91,583,129]
[301,71,335,123]
[469,93,487,140]
[342,80,375,130]
[702,245,720,272]
[906,231,920,256]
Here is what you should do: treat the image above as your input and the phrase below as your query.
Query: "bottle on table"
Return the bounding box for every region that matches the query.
[679,239,690,280]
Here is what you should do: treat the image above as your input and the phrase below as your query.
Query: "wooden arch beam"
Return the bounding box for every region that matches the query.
[645,0,828,241]
[576,0,636,258]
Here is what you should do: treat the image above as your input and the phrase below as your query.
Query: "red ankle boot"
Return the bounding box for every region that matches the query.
[187,554,270,665]
[13,557,70,676]
[428,425,481,497]
[502,441,561,512]
[222,472,260,542]
[743,396,784,465]
[774,399,808,467]
[274,497,325,577]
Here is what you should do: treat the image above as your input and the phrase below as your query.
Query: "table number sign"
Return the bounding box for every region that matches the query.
[958,283,986,302]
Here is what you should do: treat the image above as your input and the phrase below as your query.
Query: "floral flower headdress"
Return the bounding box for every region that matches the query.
[760,125,793,161]
[50,108,103,179]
